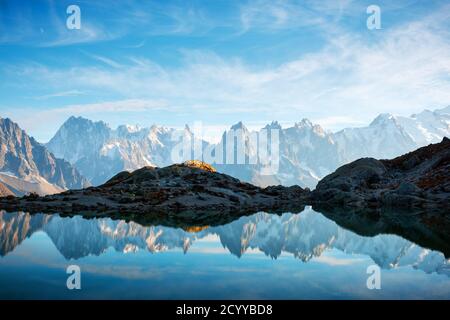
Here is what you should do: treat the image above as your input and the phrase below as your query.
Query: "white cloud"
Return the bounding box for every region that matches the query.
[38,23,116,47]
[239,0,326,33]
[85,53,123,69]
[35,90,85,100]
[3,99,171,143]
[313,116,365,132]
[55,99,170,113]
[3,3,450,141]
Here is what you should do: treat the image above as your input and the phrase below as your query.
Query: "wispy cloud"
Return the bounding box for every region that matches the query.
[314,116,366,131]
[2,1,450,141]
[18,6,450,118]
[0,1,120,47]
[122,39,146,49]
[239,0,323,33]
[34,90,85,100]
[55,99,170,113]
[238,0,360,34]
[38,23,117,47]
[85,53,123,69]
[2,99,172,142]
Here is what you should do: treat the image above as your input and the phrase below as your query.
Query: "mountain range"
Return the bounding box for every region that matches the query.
[0,105,448,195]
[46,106,450,189]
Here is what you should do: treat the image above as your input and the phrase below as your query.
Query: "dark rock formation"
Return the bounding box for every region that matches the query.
[313,203,450,257]
[0,161,310,219]
[313,137,450,209]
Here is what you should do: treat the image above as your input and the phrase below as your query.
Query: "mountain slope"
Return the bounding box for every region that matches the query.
[46,116,202,185]
[47,116,338,189]
[214,119,339,188]
[0,117,90,195]
[334,114,417,163]
[45,106,450,189]
[333,106,450,163]
[0,172,63,196]
[0,182,13,197]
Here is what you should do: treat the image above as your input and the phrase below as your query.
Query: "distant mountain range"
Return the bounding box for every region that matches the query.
[46,106,450,189]
[45,116,201,186]
[0,106,448,195]
[0,118,90,195]
[334,106,450,164]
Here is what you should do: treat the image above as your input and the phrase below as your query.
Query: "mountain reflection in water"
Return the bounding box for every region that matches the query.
[0,207,450,298]
[1,208,448,276]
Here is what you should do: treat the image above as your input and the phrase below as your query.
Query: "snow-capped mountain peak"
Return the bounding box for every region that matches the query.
[44,106,450,189]
[295,118,313,128]
[230,121,247,131]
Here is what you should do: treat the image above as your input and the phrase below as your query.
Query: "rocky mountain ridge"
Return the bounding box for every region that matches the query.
[0,117,90,196]
[45,106,450,189]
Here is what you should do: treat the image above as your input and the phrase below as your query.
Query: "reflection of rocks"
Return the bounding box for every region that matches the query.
[0,209,448,277]
[0,161,309,218]
[313,138,450,209]
[313,204,450,258]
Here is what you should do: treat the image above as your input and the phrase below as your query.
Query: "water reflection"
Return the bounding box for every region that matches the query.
[1,208,448,277]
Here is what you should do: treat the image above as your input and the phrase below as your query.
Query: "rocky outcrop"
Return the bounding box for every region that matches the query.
[0,161,309,219]
[313,137,450,209]
[1,137,447,217]
[183,160,216,173]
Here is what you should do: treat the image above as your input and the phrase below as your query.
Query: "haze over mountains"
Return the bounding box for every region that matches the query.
[0,106,448,195]
[46,106,450,189]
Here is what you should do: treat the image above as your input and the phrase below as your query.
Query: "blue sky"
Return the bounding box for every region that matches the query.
[0,0,450,142]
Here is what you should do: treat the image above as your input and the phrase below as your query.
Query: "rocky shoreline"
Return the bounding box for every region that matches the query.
[0,138,448,217]
[312,137,449,210]
[0,160,309,218]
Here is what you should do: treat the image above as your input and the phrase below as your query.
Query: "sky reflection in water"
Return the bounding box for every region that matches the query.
[0,207,449,299]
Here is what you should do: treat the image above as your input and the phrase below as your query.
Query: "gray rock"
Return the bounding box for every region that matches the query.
[313,138,450,210]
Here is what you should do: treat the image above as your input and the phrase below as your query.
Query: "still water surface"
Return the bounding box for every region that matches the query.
[0,207,449,299]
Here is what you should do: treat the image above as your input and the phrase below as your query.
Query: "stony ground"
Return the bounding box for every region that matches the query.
[1,137,448,219]
[0,160,310,218]
[312,137,450,210]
